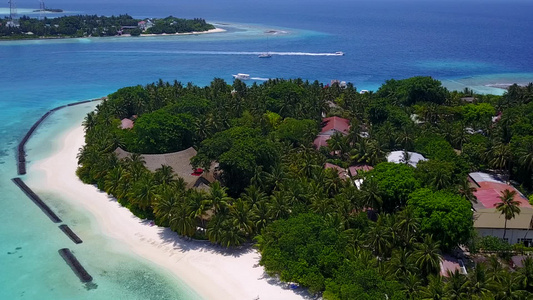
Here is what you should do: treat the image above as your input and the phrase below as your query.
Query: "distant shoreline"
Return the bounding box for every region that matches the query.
[0,27,226,42]
[126,27,226,37]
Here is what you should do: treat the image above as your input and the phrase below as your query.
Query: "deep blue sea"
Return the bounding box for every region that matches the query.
[1,0,532,299]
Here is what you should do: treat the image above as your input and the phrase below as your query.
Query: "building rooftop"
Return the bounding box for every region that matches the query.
[320,116,350,135]
[386,151,427,167]
[440,255,467,277]
[120,118,134,129]
[114,147,214,189]
[348,165,373,177]
[469,172,531,209]
[313,135,330,149]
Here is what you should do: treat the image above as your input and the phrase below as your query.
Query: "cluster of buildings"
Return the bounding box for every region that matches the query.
[312,116,532,249]
[122,110,532,251]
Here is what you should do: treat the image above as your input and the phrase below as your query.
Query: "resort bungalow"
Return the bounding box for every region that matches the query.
[313,116,350,149]
[470,172,533,245]
[114,147,215,190]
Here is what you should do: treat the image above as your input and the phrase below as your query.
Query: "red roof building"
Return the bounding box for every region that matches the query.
[313,116,351,149]
[469,172,531,210]
[320,116,350,135]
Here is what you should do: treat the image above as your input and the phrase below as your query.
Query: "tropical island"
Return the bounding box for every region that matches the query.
[0,14,216,39]
[77,77,533,299]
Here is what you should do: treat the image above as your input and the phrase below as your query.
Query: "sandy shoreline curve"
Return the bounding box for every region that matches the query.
[136,27,226,37]
[27,105,305,300]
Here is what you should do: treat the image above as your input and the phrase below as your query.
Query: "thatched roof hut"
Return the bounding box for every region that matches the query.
[114,147,215,189]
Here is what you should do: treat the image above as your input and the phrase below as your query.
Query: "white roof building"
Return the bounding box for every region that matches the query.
[386,151,427,167]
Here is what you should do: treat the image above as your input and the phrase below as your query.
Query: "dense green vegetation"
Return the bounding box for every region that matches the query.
[0,15,214,39]
[78,77,533,299]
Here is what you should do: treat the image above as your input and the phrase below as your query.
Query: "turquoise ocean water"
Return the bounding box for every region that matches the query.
[1,0,532,298]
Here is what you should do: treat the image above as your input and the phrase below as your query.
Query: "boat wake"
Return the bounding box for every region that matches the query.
[83,50,344,57]
[250,77,269,81]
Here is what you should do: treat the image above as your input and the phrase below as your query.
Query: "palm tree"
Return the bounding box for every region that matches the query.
[388,248,416,280]
[360,178,383,211]
[366,215,393,257]
[457,177,477,202]
[203,182,232,215]
[517,138,533,178]
[365,140,386,166]
[268,191,291,220]
[490,142,512,180]
[400,150,412,165]
[495,189,521,240]
[263,163,286,191]
[82,111,97,132]
[411,235,442,279]
[188,190,208,227]
[327,132,347,158]
[153,185,180,226]
[129,174,157,210]
[169,200,196,237]
[251,200,270,234]
[402,272,422,300]
[486,256,505,283]
[494,271,526,300]
[397,127,415,151]
[465,263,492,299]
[419,275,445,300]
[104,166,124,197]
[518,256,533,293]
[230,199,253,236]
[206,214,226,244]
[241,185,267,207]
[431,167,453,190]
[444,270,468,300]
[154,165,175,186]
[395,207,420,248]
[219,224,246,248]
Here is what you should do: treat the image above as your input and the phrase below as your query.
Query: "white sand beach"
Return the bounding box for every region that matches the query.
[132,27,226,37]
[27,117,305,300]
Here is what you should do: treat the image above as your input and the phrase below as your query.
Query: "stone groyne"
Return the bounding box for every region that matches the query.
[58,248,93,283]
[12,177,62,223]
[17,98,103,175]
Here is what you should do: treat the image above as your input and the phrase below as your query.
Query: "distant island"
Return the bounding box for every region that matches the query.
[0,14,216,40]
[33,8,64,13]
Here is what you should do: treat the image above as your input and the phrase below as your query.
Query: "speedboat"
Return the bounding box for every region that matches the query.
[335,51,344,56]
[232,73,250,80]
[258,53,272,58]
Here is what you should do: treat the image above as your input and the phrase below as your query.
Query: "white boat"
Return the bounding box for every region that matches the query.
[232,73,250,80]
[335,51,344,56]
[258,53,272,58]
